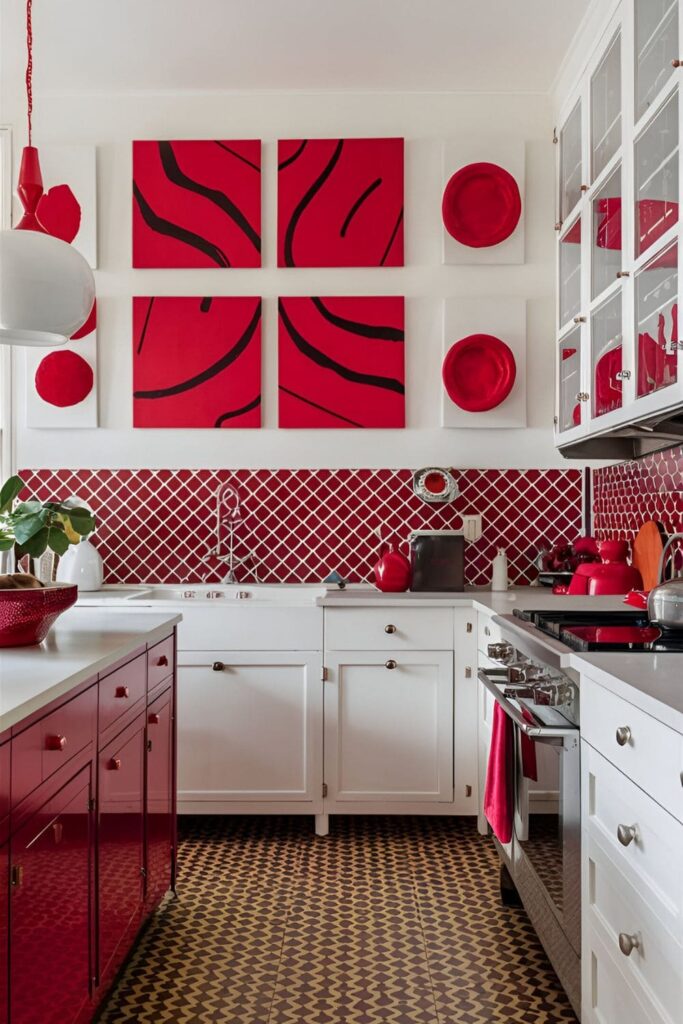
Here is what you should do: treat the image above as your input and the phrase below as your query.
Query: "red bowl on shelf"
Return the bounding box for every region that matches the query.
[442,334,516,412]
[0,583,77,648]
[442,162,521,247]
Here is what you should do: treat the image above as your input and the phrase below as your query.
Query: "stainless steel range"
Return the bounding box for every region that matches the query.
[479,612,581,1017]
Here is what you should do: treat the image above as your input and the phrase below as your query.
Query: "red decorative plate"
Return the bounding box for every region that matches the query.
[442,162,521,247]
[442,334,516,412]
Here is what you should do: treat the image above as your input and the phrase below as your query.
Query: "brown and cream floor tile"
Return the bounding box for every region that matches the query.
[98,815,578,1024]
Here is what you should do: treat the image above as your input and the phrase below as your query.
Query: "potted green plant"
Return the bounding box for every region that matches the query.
[0,474,96,564]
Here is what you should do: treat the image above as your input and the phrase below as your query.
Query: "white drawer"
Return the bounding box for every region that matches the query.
[581,676,683,821]
[583,832,683,1024]
[177,606,323,651]
[324,607,453,651]
[477,613,501,656]
[583,742,683,944]
[582,916,673,1024]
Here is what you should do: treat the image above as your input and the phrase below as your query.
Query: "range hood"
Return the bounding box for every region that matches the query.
[558,407,683,460]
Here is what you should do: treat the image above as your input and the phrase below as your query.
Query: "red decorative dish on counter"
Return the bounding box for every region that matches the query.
[442,162,521,247]
[0,583,77,648]
[442,334,516,412]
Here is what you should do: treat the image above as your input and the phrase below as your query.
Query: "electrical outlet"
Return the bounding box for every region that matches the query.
[461,514,483,543]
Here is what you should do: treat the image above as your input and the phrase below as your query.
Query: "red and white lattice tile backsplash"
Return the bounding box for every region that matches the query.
[18,468,583,587]
[592,445,683,542]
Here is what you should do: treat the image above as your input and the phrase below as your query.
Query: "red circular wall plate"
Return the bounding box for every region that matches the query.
[442,162,521,247]
[35,350,94,408]
[442,334,516,412]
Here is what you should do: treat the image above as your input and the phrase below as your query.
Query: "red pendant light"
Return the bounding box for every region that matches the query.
[0,0,95,348]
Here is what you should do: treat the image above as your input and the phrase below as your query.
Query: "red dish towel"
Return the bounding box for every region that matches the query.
[520,707,538,782]
[484,702,514,844]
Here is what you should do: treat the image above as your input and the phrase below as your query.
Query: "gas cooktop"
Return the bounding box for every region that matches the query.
[512,609,683,653]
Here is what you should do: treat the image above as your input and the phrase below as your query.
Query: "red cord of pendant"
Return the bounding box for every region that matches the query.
[26,0,33,145]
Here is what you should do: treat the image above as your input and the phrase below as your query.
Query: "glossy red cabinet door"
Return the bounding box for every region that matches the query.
[97,715,145,984]
[10,766,93,1024]
[0,841,7,1024]
[146,688,173,910]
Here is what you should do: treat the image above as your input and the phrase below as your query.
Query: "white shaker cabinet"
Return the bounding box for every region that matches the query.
[323,650,454,809]
[176,651,323,814]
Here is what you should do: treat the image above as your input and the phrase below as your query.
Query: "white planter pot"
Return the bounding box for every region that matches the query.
[56,539,103,591]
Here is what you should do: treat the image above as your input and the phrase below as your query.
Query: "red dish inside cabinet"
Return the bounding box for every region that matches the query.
[146,688,174,910]
[97,714,146,985]
[1,841,7,1024]
[9,765,93,1024]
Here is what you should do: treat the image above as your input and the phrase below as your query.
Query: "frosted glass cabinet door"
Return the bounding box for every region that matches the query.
[591,291,623,419]
[558,327,583,432]
[591,30,622,181]
[635,0,679,121]
[635,240,678,397]
[560,100,582,219]
[592,166,622,299]
[559,218,582,328]
[635,89,679,257]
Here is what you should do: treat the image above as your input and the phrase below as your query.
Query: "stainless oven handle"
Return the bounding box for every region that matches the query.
[478,669,578,739]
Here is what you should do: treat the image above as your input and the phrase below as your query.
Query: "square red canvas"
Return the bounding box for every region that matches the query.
[277,138,404,267]
[132,140,261,268]
[133,296,262,428]
[278,296,405,428]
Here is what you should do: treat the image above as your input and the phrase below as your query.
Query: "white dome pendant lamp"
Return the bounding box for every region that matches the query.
[0,0,95,348]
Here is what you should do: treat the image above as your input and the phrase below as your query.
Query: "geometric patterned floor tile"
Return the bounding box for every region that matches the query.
[97,816,578,1024]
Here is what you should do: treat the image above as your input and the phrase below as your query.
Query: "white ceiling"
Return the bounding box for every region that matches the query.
[0,0,591,96]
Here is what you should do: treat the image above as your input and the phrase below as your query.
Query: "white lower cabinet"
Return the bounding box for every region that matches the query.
[323,650,454,809]
[176,651,323,813]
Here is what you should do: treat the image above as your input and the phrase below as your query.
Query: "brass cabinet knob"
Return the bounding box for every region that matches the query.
[617,823,637,847]
[616,725,632,747]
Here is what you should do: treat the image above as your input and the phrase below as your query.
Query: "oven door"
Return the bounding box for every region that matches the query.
[479,668,581,955]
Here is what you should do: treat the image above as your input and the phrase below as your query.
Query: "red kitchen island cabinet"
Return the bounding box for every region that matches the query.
[0,621,178,1024]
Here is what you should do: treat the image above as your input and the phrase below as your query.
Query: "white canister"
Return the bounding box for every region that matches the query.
[491,547,508,591]
[56,538,103,591]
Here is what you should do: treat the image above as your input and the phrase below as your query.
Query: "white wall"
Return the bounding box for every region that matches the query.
[5,89,563,470]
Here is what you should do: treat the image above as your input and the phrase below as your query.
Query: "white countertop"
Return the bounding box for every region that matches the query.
[0,608,181,735]
[569,651,683,733]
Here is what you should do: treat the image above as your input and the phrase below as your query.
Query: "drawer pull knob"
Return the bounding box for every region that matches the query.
[384,624,397,634]
[148,713,160,725]
[212,661,225,672]
[618,932,639,957]
[45,734,67,752]
[617,823,637,847]
[157,655,169,667]
[115,685,130,699]
[385,659,397,670]
[615,726,631,747]
[107,757,122,771]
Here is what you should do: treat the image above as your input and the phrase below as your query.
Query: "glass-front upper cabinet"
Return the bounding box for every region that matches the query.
[559,217,582,329]
[592,165,622,298]
[591,30,622,181]
[591,291,624,419]
[560,101,583,219]
[635,89,679,258]
[635,0,678,121]
[635,239,678,397]
[558,328,583,433]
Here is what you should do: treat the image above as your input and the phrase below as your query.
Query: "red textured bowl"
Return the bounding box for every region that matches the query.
[442,162,521,247]
[0,583,77,648]
[442,334,516,412]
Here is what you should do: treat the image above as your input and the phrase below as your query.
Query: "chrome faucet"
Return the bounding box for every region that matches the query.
[203,482,261,583]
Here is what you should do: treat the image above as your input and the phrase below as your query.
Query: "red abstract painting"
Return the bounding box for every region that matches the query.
[133,140,261,268]
[277,138,404,267]
[278,296,405,428]
[133,297,262,428]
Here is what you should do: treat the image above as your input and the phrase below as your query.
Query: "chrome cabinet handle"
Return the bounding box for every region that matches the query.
[617,823,637,847]
[384,624,397,634]
[212,661,225,672]
[385,659,397,670]
[618,932,639,957]
[616,726,631,747]
[487,642,513,661]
